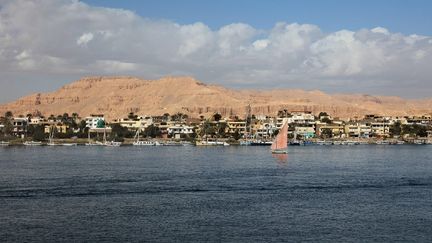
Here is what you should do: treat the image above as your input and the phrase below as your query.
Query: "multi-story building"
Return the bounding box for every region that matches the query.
[344,122,372,138]
[252,120,277,139]
[113,116,155,131]
[85,114,105,129]
[29,117,45,125]
[316,123,346,138]
[167,125,195,139]
[226,120,247,136]
[44,124,69,134]
[287,111,315,124]
[294,125,316,139]
[370,120,392,137]
[12,117,28,137]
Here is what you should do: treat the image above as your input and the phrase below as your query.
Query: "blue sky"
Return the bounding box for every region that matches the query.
[83,0,432,35]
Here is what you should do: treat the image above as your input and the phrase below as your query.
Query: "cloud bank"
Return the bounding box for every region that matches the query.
[1,0,432,98]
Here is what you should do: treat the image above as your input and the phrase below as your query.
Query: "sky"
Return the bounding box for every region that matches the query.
[0,0,431,103]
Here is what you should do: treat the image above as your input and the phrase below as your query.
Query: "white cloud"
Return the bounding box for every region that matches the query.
[77,32,94,46]
[0,0,432,98]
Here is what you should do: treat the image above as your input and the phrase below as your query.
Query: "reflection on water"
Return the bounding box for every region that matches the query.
[272,153,288,164]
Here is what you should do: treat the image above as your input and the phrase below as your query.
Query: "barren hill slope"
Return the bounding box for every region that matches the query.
[1,76,431,120]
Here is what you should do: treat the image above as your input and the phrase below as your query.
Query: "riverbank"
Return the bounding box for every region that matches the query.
[1,137,432,146]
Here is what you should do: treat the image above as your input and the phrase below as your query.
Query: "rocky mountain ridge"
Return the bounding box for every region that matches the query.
[1,76,431,120]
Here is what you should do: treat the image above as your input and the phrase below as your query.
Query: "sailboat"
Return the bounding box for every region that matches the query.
[102,127,121,147]
[271,120,288,154]
[133,128,160,146]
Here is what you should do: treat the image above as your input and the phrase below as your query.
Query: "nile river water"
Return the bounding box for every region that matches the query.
[1,145,432,242]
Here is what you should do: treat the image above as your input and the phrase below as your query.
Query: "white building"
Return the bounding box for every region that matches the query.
[167,125,194,138]
[29,117,45,125]
[287,112,315,124]
[85,114,105,129]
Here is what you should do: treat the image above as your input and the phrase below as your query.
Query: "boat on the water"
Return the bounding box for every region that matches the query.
[85,141,104,146]
[104,141,121,147]
[196,140,230,146]
[62,143,78,146]
[271,120,288,154]
[0,141,10,146]
[133,140,160,146]
[250,140,273,146]
[23,141,43,146]
[132,128,160,146]
[239,140,251,146]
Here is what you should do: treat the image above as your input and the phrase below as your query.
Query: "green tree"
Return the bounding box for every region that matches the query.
[27,125,46,141]
[321,128,333,139]
[216,122,227,137]
[390,121,402,137]
[143,125,161,138]
[128,112,138,120]
[232,130,242,140]
[318,112,329,118]
[402,124,427,137]
[200,121,215,137]
[1,111,14,137]
[321,117,332,124]
[213,113,222,121]
[111,124,131,138]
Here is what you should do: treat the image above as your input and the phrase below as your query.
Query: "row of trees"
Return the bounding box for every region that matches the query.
[390,122,428,137]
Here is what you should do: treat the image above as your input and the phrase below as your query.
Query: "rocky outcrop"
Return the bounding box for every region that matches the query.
[0,76,431,120]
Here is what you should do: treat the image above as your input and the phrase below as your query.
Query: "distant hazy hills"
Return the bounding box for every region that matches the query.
[1,76,431,120]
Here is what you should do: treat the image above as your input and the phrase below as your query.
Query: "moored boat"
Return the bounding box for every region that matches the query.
[0,141,10,146]
[23,141,43,146]
[133,140,160,146]
[196,140,229,146]
[104,141,122,147]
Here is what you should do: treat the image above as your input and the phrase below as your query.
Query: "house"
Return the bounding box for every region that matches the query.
[167,124,194,139]
[44,124,69,134]
[344,122,372,138]
[112,115,154,131]
[293,125,316,139]
[226,120,247,136]
[12,117,28,137]
[370,120,392,137]
[316,123,345,138]
[85,114,105,129]
[287,111,315,124]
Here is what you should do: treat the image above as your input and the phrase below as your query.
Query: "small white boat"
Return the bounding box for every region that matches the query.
[0,141,10,146]
[196,140,230,146]
[239,140,251,146]
[47,142,60,146]
[23,141,43,146]
[62,143,78,146]
[104,141,121,147]
[133,141,160,146]
[85,141,104,146]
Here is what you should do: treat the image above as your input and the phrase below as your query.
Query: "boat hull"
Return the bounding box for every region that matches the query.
[272,149,288,154]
